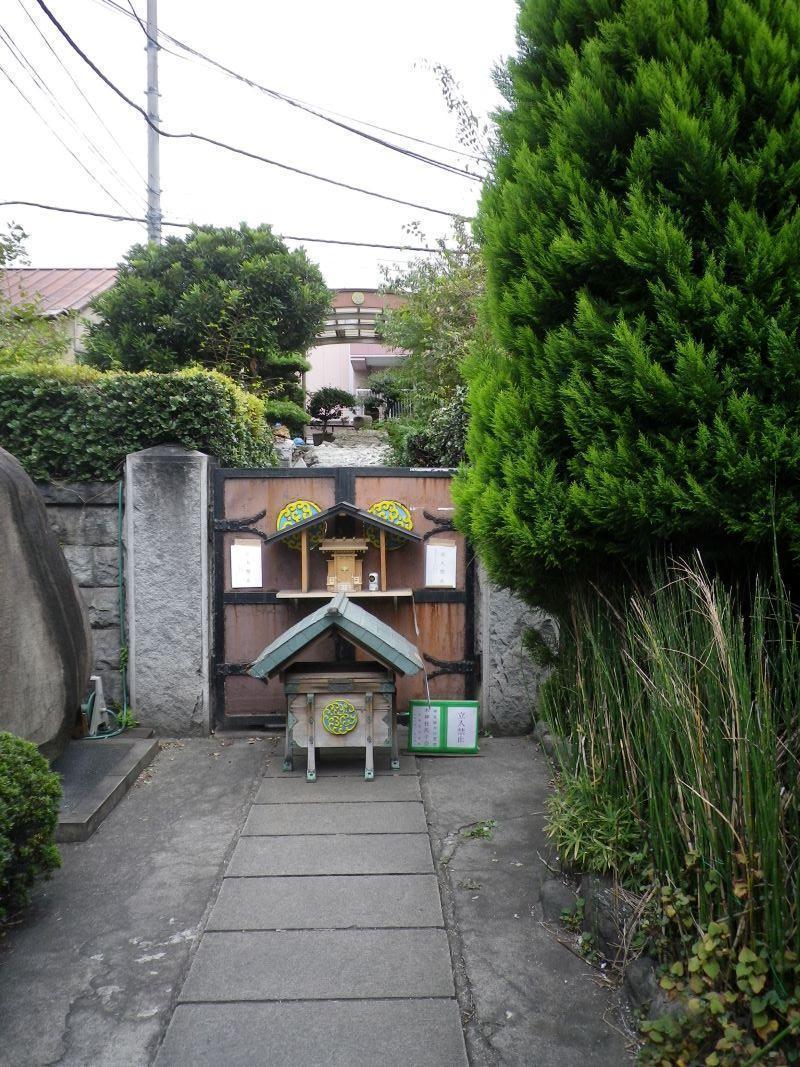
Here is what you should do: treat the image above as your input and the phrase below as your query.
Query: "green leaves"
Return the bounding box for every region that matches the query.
[83,223,329,403]
[456,0,800,608]
[0,366,276,482]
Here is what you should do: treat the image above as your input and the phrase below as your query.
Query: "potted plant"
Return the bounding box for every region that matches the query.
[307,387,356,444]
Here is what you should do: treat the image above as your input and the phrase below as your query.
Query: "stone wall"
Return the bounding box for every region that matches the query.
[38,482,123,705]
[477,563,558,735]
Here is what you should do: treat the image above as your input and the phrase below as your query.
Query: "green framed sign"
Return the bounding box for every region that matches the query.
[407,700,480,755]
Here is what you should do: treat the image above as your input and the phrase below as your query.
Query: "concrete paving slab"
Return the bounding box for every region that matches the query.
[54,736,159,841]
[0,738,266,1067]
[208,874,443,930]
[228,833,433,876]
[420,738,630,1066]
[262,749,418,776]
[243,799,427,835]
[179,928,455,1001]
[156,999,467,1067]
[254,774,421,803]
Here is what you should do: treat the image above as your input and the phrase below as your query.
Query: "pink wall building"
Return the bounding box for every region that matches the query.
[304,288,407,404]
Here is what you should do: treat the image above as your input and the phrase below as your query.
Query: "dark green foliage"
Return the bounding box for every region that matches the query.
[0,731,61,922]
[83,223,329,425]
[307,387,355,433]
[385,386,469,467]
[455,0,800,606]
[0,365,276,482]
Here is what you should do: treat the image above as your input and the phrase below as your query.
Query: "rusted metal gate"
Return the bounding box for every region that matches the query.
[212,466,475,729]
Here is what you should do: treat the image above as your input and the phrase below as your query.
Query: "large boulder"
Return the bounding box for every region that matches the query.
[0,448,91,760]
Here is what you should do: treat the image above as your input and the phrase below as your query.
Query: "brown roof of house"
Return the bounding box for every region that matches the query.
[0,268,118,314]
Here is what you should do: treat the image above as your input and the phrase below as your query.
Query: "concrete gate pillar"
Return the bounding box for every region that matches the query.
[125,446,212,735]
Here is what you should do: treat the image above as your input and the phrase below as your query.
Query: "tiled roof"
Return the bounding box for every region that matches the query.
[0,268,118,314]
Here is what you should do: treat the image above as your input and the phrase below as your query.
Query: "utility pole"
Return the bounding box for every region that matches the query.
[146,0,161,242]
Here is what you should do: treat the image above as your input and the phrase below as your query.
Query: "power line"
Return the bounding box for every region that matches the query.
[0,56,139,219]
[115,0,480,182]
[15,0,147,185]
[0,21,141,210]
[32,0,467,220]
[0,200,452,252]
[97,0,489,167]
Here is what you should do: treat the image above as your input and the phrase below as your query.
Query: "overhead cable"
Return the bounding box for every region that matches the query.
[97,0,490,166]
[33,0,468,220]
[16,0,147,185]
[0,201,453,252]
[0,22,141,209]
[0,58,138,218]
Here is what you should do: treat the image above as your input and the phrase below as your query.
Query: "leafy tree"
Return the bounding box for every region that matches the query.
[377,221,489,465]
[84,223,330,427]
[307,387,355,435]
[455,0,800,607]
[0,225,68,368]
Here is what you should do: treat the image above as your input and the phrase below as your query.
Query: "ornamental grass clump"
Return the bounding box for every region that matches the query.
[542,558,800,1060]
[0,732,62,922]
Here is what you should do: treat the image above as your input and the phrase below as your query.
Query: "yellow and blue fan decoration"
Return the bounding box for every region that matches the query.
[365,499,413,550]
[276,499,327,550]
[321,699,359,736]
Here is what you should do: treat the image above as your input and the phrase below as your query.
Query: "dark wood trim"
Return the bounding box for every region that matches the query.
[222,588,467,606]
[217,466,456,480]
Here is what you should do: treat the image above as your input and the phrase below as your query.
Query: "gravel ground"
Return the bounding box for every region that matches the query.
[305,430,391,467]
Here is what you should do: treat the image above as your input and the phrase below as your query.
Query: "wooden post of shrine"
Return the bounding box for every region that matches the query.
[379,529,387,592]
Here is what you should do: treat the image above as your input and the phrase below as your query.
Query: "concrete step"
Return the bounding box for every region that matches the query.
[242,800,427,836]
[156,999,467,1067]
[228,833,433,877]
[207,874,443,931]
[179,928,455,1002]
[254,775,421,804]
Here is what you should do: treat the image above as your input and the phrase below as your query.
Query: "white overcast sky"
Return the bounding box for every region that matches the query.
[1,0,517,288]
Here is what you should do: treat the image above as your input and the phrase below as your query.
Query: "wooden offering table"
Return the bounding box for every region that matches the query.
[248,593,424,781]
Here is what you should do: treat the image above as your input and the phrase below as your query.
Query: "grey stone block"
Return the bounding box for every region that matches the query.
[48,504,119,547]
[79,586,119,628]
[540,878,579,923]
[38,481,119,506]
[90,626,121,671]
[125,447,211,736]
[61,544,94,586]
[243,800,427,836]
[228,833,433,876]
[157,1000,467,1067]
[91,547,120,586]
[254,775,421,803]
[179,928,454,1002]
[208,874,443,930]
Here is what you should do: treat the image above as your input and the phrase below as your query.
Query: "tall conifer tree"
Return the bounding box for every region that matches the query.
[455,0,800,605]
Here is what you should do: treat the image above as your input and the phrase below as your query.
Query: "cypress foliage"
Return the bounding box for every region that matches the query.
[455,0,800,606]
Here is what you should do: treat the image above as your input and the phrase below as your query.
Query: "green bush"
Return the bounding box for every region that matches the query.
[385,387,468,467]
[0,364,277,481]
[455,0,800,607]
[0,732,61,922]
[307,387,355,434]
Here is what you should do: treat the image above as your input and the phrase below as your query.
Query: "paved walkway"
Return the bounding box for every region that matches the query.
[155,752,467,1067]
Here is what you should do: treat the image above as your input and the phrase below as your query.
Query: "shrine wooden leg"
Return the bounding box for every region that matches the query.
[390,704,400,770]
[365,691,374,781]
[306,694,316,782]
[283,698,293,772]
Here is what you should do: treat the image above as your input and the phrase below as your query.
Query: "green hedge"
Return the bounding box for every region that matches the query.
[0,732,61,922]
[0,365,277,481]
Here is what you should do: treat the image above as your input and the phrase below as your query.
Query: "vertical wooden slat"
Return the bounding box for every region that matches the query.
[301,530,309,592]
[379,529,387,591]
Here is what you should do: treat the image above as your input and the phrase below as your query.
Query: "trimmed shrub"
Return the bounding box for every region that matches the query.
[386,387,468,467]
[0,732,62,922]
[0,365,276,482]
[455,0,800,607]
[307,387,355,434]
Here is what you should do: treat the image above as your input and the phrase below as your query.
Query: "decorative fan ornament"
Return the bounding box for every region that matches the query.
[321,699,359,735]
[366,499,413,550]
[276,499,327,550]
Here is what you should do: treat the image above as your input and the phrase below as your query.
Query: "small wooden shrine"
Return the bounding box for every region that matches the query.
[266,500,420,598]
[248,593,423,781]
